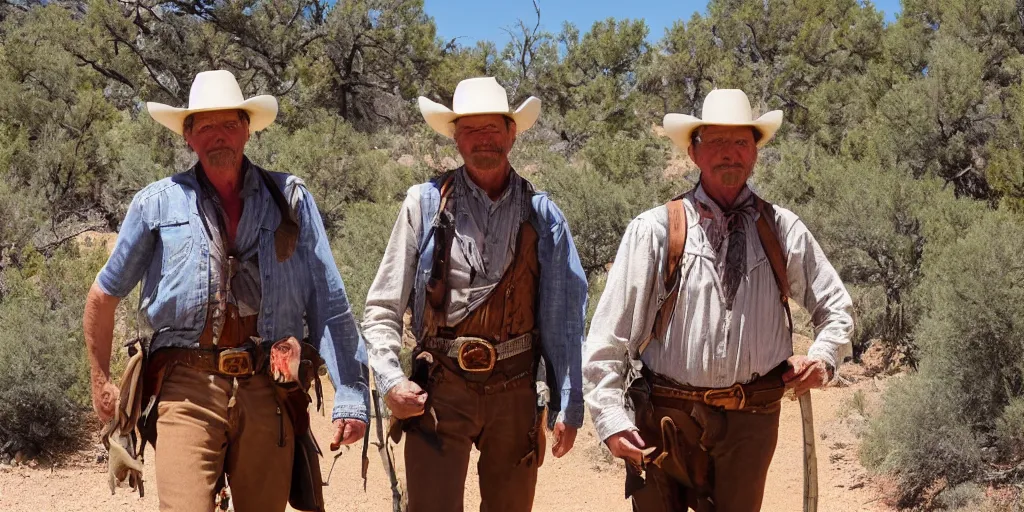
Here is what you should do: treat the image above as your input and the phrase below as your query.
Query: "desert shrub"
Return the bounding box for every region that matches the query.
[0,244,107,459]
[862,210,1024,505]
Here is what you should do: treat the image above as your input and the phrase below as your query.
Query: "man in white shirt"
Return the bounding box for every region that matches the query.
[583,89,854,511]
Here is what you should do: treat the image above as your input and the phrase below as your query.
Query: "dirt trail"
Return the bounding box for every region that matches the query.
[0,370,887,512]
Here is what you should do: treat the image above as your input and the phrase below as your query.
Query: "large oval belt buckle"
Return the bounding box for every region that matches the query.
[456,338,496,373]
[702,383,746,410]
[218,348,253,377]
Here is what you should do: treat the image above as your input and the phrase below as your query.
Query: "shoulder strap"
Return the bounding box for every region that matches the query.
[437,171,457,215]
[637,198,688,357]
[418,171,458,247]
[754,197,794,334]
[664,198,688,291]
[256,168,299,262]
[424,171,458,317]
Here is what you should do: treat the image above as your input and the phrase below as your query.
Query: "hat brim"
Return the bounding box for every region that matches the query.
[418,96,541,139]
[663,110,783,153]
[146,95,278,136]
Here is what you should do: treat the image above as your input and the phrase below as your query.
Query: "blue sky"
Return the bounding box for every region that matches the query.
[423,0,903,46]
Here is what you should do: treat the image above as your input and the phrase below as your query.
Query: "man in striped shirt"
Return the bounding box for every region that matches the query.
[583,89,854,511]
[363,77,587,511]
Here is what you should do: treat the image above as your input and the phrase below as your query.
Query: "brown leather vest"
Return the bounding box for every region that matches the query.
[428,221,540,343]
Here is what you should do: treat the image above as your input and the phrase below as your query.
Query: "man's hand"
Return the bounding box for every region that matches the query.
[384,379,427,419]
[551,422,577,458]
[783,355,830,397]
[605,429,647,465]
[91,376,119,424]
[331,418,367,450]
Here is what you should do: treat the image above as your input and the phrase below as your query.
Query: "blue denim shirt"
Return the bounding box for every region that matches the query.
[411,176,588,428]
[96,161,370,423]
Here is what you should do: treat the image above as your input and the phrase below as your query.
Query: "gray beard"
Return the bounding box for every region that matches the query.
[469,156,503,171]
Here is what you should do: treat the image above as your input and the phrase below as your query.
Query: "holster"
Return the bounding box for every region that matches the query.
[103,338,150,497]
[625,376,715,508]
[275,340,327,512]
[387,349,442,451]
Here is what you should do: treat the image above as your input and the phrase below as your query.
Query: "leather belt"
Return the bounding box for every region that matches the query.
[424,333,533,373]
[150,345,266,378]
[645,363,788,411]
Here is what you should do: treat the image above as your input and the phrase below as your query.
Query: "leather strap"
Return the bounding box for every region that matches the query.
[646,362,788,411]
[148,345,267,377]
[256,167,299,263]
[754,197,793,333]
[665,197,688,289]
[424,333,534,361]
[638,196,689,356]
[425,172,458,315]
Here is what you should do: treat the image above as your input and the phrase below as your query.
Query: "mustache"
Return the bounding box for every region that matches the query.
[471,144,503,152]
[713,163,744,171]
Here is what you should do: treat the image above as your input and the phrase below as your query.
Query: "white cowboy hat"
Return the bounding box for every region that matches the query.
[418,77,540,139]
[146,70,278,136]
[663,89,783,153]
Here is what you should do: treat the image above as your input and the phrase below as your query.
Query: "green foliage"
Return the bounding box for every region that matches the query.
[862,210,1024,503]
[336,200,404,318]
[248,118,430,234]
[579,132,668,184]
[935,482,986,511]
[860,372,983,507]
[536,159,659,277]
[0,0,1022,502]
[0,244,107,458]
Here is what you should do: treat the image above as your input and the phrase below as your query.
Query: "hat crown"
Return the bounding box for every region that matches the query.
[700,89,756,124]
[451,77,511,115]
[187,70,245,110]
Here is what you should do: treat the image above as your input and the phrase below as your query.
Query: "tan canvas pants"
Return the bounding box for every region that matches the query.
[152,364,294,512]
[630,400,781,512]
[404,367,540,512]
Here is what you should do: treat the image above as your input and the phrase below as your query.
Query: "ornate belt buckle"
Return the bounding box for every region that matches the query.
[703,382,746,410]
[218,348,253,376]
[456,338,496,373]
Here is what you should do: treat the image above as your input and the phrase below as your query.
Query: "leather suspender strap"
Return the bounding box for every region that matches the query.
[754,197,794,334]
[256,167,299,262]
[665,198,687,289]
[425,172,458,316]
[638,198,688,356]
[437,172,456,215]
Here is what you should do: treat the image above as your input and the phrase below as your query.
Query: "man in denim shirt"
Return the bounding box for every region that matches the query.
[83,70,368,511]
[362,77,588,511]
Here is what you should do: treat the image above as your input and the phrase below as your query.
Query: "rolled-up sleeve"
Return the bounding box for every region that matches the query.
[300,188,370,423]
[96,193,155,297]
[361,187,422,399]
[583,217,661,441]
[784,219,855,369]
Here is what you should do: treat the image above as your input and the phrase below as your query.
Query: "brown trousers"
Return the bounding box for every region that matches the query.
[404,366,540,512]
[630,399,781,512]
[152,365,294,512]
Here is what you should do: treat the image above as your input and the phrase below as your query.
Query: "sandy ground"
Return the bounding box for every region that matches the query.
[0,365,889,512]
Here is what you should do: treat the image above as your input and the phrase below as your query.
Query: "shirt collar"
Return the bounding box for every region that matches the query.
[194,156,261,199]
[693,184,755,219]
[456,166,521,208]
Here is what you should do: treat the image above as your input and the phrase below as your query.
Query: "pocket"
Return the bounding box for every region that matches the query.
[157,218,194,270]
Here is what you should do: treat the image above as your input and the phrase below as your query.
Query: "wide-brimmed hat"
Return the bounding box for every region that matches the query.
[663,89,783,153]
[147,70,278,135]
[418,77,540,139]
